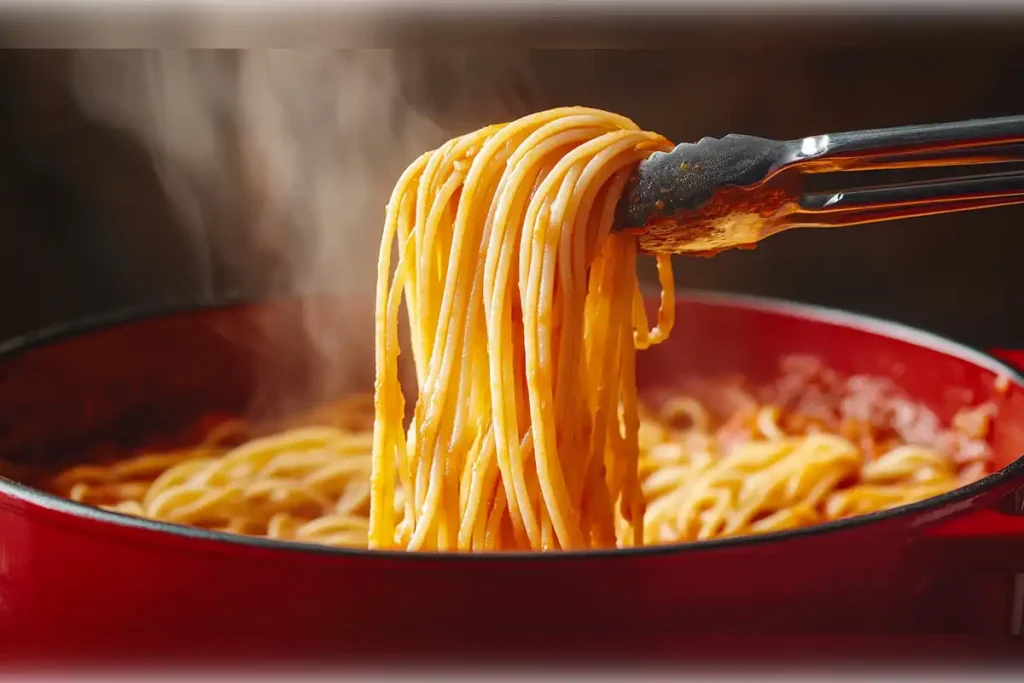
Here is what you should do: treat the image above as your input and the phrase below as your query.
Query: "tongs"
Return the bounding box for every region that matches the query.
[616,114,1024,254]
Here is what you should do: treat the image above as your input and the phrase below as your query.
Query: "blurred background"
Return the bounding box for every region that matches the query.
[1,10,1023,352]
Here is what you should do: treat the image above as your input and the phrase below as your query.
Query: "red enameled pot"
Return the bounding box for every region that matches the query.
[0,291,1023,664]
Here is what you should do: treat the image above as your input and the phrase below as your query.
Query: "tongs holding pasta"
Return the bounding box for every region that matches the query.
[617,114,1024,255]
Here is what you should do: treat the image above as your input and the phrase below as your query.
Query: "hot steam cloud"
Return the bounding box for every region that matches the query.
[70,49,539,417]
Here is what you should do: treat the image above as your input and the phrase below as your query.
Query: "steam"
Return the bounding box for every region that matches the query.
[70,49,538,417]
[70,49,446,415]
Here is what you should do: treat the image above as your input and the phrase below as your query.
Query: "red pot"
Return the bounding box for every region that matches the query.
[0,292,1022,664]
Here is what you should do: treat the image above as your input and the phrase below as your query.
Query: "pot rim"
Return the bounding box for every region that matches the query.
[1,289,1021,562]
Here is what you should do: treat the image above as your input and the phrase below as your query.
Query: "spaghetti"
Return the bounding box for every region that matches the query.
[634,369,993,544]
[47,396,386,547]
[41,108,997,552]
[371,107,677,552]
[46,362,993,549]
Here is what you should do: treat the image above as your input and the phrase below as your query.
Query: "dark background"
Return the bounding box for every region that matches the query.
[1,18,1023,350]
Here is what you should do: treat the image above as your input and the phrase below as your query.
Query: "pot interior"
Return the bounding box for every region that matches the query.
[0,293,1021,499]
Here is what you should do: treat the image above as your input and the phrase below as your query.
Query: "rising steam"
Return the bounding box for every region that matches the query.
[70,49,537,417]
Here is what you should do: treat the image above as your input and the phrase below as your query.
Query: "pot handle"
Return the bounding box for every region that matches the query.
[924,348,1024,540]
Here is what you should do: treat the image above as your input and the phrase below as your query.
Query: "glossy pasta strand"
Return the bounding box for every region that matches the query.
[373,107,675,550]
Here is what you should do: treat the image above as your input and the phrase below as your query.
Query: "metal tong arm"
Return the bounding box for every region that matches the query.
[792,114,1024,172]
[782,115,1024,229]
[618,114,1024,236]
